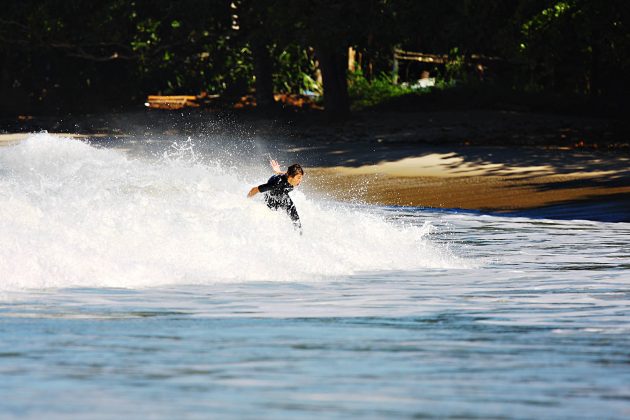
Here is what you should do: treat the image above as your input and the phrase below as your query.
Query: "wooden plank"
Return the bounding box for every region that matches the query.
[145,95,200,109]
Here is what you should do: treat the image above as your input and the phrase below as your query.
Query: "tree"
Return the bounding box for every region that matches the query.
[236,1,277,110]
[518,0,630,97]
[272,0,394,118]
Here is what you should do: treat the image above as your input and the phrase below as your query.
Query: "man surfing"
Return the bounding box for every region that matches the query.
[247,160,305,232]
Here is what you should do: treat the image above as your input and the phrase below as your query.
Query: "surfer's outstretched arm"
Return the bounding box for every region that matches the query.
[270,159,285,175]
[249,177,277,198]
[247,186,259,198]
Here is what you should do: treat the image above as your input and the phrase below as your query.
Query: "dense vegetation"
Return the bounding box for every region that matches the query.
[1,0,628,117]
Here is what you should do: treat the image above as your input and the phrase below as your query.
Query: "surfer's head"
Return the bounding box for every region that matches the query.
[287,164,304,187]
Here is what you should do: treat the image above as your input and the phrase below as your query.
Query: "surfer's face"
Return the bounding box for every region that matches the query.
[287,173,303,187]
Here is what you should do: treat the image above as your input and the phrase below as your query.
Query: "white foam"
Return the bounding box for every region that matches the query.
[0,133,466,290]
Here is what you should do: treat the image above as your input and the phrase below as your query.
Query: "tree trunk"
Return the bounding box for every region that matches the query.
[588,17,601,98]
[252,41,275,110]
[317,45,350,119]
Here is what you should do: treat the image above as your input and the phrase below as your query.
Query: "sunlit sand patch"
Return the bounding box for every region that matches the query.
[307,153,630,212]
[331,154,553,177]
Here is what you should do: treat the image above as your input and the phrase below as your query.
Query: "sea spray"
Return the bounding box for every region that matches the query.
[0,133,467,290]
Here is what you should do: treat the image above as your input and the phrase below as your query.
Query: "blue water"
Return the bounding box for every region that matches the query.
[1,134,629,419]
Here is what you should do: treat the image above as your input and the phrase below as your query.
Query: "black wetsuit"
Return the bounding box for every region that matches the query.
[258,174,301,230]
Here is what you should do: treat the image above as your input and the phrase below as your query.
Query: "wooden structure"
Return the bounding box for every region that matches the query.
[394,48,502,64]
[145,95,200,110]
[394,49,449,64]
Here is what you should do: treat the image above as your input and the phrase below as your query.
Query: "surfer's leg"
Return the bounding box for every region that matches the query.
[284,198,302,234]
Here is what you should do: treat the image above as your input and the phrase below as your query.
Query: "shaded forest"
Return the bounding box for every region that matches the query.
[1,0,629,118]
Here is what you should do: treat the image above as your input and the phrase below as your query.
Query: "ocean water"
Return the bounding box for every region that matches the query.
[1,134,629,419]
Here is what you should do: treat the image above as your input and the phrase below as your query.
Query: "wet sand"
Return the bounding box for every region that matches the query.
[308,168,630,215]
[303,149,630,212]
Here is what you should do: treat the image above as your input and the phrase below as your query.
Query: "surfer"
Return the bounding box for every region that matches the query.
[247,160,304,232]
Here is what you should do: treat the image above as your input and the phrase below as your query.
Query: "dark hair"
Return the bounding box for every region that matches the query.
[287,163,304,177]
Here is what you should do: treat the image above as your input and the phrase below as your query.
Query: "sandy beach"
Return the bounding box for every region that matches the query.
[2,109,629,221]
[305,149,630,215]
[272,110,630,220]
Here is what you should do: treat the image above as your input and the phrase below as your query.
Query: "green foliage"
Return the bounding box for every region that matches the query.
[519,1,584,91]
[272,45,320,94]
[444,47,467,83]
[1,0,628,115]
[348,69,414,110]
[517,0,630,96]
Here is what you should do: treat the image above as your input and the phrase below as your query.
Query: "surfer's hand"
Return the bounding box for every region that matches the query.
[270,159,283,174]
[247,187,259,198]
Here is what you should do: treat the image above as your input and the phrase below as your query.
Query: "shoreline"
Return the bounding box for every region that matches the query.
[304,148,629,210]
[2,109,629,222]
[307,170,630,222]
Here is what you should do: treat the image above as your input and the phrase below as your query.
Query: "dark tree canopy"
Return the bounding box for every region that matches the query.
[1,0,628,116]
